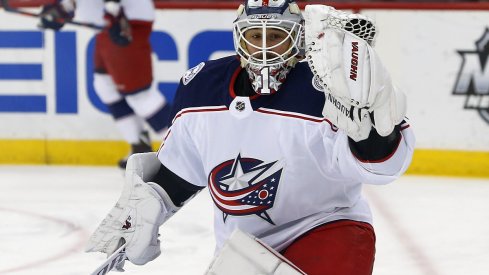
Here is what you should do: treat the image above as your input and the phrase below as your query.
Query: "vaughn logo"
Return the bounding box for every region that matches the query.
[350,41,359,81]
[453,28,489,124]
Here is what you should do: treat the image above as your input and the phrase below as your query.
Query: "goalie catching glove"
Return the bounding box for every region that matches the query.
[85,152,179,266]
[304,5,406,141]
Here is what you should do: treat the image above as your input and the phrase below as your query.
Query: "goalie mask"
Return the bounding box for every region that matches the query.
[233,0,304,95]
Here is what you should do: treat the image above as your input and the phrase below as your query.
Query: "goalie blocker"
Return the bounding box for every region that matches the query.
[86,152,183,266]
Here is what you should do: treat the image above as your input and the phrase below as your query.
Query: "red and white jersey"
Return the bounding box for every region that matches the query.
[75,0,155,26]
[158,56,415,252]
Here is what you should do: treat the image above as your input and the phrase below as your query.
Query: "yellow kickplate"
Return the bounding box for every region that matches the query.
[0,139,160,166]
[408,149,489,178]
[0,140,487,178]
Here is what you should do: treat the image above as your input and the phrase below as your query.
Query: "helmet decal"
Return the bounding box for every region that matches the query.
[246,0,292,15]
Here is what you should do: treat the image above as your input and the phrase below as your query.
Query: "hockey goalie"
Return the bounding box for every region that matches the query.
[86,1,415,274]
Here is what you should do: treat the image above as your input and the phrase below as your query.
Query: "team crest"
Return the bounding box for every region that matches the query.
[453,28,489,124]
[182,62,205,85]
[208,154,285,225]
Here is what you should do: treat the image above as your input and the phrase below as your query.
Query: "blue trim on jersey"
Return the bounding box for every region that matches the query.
[169,56,240,124]
[247,62,325,117]
[169,56,325,126]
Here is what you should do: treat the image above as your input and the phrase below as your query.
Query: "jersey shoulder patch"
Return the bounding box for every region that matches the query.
[312,75,325,92]
[182,62,205,85]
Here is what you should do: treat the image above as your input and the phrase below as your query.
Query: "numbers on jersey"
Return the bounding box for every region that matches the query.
[259,67,271,94]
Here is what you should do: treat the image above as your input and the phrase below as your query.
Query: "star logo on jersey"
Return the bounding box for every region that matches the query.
[208,154,285,225]
[453,28,489,124]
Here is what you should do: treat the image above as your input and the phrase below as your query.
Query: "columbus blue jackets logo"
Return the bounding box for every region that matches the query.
[453,28,489,124]
[208,154,284,225]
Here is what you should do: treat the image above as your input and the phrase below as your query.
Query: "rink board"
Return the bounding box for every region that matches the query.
[0,6,488,177]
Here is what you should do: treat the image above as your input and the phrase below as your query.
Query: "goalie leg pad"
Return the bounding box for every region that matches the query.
[206,229,305,275]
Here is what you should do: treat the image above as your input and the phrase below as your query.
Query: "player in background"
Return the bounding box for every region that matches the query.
[86,1,415,274]
[38,0,171,168]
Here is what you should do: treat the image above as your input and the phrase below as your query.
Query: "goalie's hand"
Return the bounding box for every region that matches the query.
[86,153,177,266]
[304,5,406,137]
[323,92,372,142]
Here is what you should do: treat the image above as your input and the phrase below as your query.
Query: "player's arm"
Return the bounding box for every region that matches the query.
[151,162,205,207]
[332,118,414,183]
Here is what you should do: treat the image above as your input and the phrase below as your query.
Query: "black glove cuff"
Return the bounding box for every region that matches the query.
[151,164,204,207]
[348,123,403,162]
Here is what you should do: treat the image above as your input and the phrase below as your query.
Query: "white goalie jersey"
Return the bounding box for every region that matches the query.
[158,56,415,252]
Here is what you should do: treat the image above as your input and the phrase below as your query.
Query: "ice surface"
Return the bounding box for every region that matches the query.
[0,166,488,275]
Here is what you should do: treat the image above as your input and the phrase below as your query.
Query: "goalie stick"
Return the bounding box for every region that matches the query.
[1,0,104,30]
[90,243,128,275]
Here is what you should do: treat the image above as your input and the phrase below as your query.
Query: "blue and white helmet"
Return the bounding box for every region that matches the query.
[233,0,304,95]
